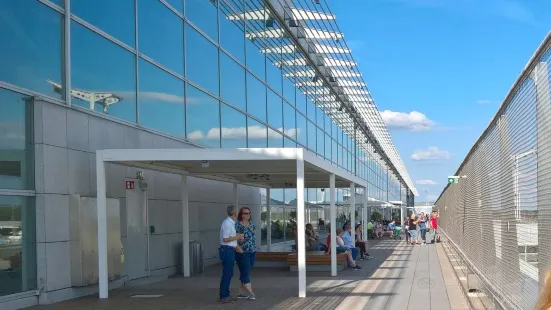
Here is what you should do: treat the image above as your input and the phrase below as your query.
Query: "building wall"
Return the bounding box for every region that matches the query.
[33,99,259,304]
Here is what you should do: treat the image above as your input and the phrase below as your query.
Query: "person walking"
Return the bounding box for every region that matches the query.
[418,212,427,245]
[429,211,438,244]
[235,207,257,300]
[219,205,244,304]
[408,214,419,245]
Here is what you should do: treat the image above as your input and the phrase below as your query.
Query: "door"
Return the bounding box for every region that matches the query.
[125,179,148,280]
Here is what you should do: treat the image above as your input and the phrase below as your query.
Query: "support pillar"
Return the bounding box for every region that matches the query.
[233,183,239,207]
[330,174,337,277]
[350,182,356,245]
[296,153,307,297]
[181,175,190,277]
[267,188,272,251]
[363,188,368,241]
[96,153,108,299]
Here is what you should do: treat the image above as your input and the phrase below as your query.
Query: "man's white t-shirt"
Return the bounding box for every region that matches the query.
[220,217,237,247]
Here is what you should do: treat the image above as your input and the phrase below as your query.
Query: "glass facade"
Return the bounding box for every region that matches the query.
[0,0,412,295]
[0,87,36,296]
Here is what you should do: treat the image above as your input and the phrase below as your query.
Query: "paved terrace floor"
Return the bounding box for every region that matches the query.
[26,238,469,310]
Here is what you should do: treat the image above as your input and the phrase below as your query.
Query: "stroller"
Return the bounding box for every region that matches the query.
[393,226,402,239]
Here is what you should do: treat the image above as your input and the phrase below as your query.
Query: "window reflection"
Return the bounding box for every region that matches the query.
[268,128,283,148]
[138,0,184,75]
[267,63,282,96]
[244,0,266,80]
[296,91,306,115]
[0,89,33,190]
[164,0,183,13]
[246,73,266,121]
[283,102,296,140]
[186,85,220,148]
[0,1,62,99]
[72,21,137,122]
[185,0,218,41]
[72,0,135,47]
[247,118,267,148]
[220,2,245,64]
[284,136,296,148]
[0,196,36,296]
[220,53,246,111]
[306,98,316,121]
[138,58,185,137]
[307,121,316,151]
[186,24,219,95]
[296,114,307,147]
[283,76,295,106]
[325,134,331,161]
[221,103,247,148]
[317,127,324,157]
[267,90,283,129]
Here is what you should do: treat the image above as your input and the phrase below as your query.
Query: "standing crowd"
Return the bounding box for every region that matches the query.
[404,211,439,245]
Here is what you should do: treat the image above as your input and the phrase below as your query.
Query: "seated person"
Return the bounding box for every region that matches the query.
[306,223,327,252]
[335,228,361,270]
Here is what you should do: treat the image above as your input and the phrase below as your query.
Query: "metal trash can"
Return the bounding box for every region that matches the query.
[189,240,204,275]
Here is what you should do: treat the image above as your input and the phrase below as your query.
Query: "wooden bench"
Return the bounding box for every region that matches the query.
[255,252,292,268]
[286,252,348,272]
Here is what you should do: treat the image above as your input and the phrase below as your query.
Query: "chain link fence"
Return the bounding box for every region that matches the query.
[435,33,551,310]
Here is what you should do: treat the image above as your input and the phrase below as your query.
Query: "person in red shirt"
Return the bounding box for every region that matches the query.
[429,211,438,243]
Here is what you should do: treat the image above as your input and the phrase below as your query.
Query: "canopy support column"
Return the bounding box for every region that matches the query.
[96,152,108,299]
[267,188,272,251]
[182,175,190,277]
[330,173,337,277]
[296,152,307,297]
[363,188,368,241]
[233,183,239,207]
[350,183,356,244]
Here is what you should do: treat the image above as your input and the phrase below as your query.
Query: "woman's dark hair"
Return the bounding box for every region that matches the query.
[355,224,362,230]
[237,207,251,222]
[306,223,313,230]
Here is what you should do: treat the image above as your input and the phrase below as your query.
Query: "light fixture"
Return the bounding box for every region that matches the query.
[289,19,298,27]
[312,76,319,82]
[265,18,274,28]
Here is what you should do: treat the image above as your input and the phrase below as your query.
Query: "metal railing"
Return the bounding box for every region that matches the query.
[435,32,551,310]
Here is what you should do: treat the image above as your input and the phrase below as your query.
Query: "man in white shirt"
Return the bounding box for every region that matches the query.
[219,205,244,303]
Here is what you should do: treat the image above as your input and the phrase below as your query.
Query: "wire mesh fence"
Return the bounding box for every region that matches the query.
[435,33,551,310]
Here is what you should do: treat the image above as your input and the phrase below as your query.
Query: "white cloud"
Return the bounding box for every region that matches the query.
[187,126,300,141]
[380,110,435,131]
[411,147,450,161]
[139,92,184,104]
[416,179,437,185]
[476,99,492,105]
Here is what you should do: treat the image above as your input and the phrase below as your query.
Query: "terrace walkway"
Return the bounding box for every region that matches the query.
[26,238,469,310]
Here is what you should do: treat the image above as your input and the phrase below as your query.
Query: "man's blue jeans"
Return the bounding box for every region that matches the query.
[219,245,236,299]
[420,228,427,242]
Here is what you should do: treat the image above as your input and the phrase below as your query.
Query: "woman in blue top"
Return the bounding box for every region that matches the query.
[235,207,256,300]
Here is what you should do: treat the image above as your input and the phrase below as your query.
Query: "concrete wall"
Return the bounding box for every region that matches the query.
[33,100,260,304]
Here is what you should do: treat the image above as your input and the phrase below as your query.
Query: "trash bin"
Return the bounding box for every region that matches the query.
[189,240,204,275]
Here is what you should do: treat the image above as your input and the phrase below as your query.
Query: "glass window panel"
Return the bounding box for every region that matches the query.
[165,0,183,12]
[316,127,324,157]
[283,102,296,140]
[317,108,325,129]
[247,118,267,148]
[186,24,219,95]
[246,39,266,80]
[246,73,266,121]
[296,114,307,147]
[284,136,296,148]
[306,98,316,121]
[220,53,246,111]
[268,128,283,148]
[307,121,316,151]
[0,89,34,190]
[283,76,295,106]
[0,196,36,296]
[0,1,62,99]
[72,21,136,122]
[332,139,338,164]
[267,90,283,130]
[185,0,218,41]
[138,58,185,137]
[139,0,184,75]
[221,103,247,148]
[296,91,306,115]
[325,134,331,161]
[220,3,245,63]
[186,85,220,147]
[73,0,135,47]
[267,63,283,95]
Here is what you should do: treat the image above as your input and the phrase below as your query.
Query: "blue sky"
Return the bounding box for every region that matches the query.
[331,0,551,201]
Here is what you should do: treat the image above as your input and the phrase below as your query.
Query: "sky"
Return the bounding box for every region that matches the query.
[331,0,551,202]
